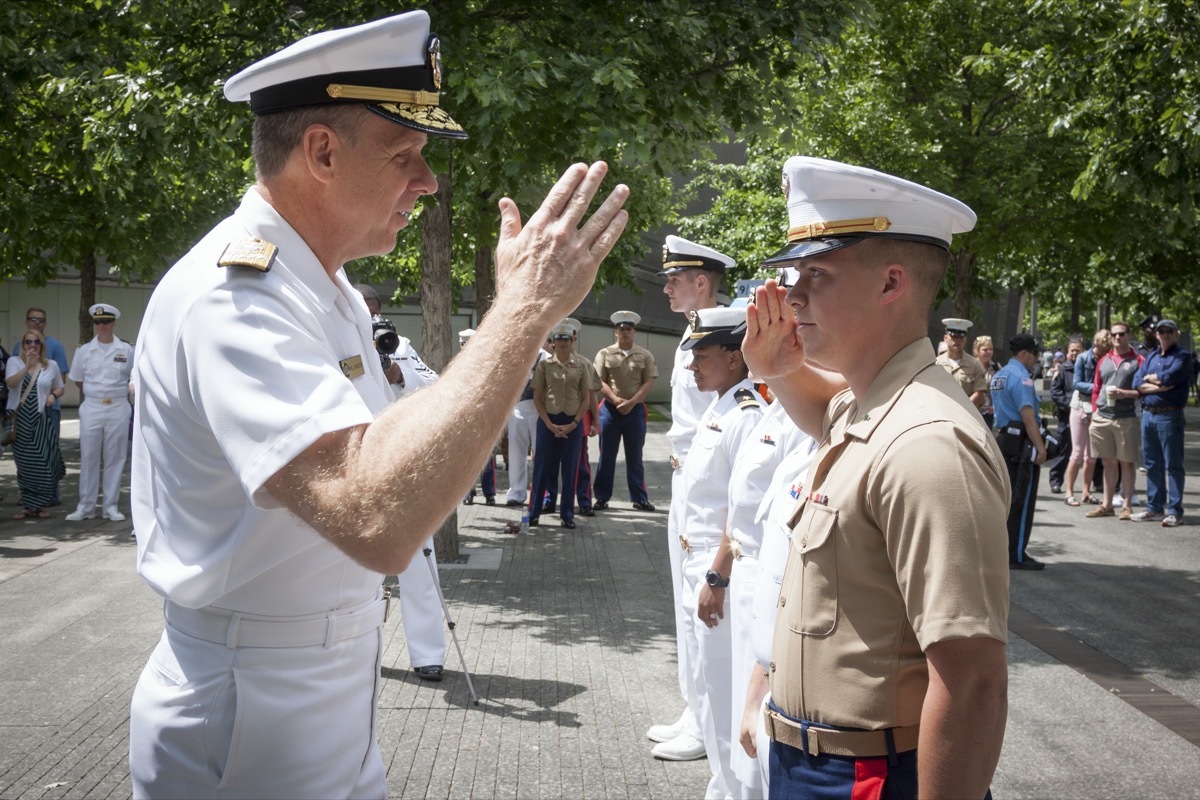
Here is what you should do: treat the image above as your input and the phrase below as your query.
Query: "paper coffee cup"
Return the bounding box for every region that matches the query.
[1105,385,1116,402]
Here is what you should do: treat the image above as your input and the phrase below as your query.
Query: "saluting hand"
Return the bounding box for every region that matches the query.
[743,280,808,380]
[493,162,629,329]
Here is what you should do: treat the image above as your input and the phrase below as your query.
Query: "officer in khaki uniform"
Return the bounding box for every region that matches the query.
[743,156,1010,799]
[936,317,988,409]
[529,321,593,529]
[593,310,658,510]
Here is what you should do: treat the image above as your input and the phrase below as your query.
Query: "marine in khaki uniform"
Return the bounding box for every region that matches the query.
[936,317,988,408]
[743,156,1010,799]
[529,322,593,528]
[593,310,658,510]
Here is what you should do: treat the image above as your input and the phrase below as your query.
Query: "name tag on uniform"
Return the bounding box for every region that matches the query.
[706,422,722,432]
[114,353,128,363]
[760,434,776,446]
[339,354,365,380]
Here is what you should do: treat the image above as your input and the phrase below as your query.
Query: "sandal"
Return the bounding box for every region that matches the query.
[1083,495,1100,505]
[1065,496,1081,507]
[34,509,50,519]
[13,510,30,520]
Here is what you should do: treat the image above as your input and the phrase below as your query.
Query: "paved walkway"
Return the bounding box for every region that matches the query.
[1,407,1199,798]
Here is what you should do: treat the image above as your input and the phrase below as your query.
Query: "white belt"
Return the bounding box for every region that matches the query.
[84,396,122,405]
[165,593,387,649]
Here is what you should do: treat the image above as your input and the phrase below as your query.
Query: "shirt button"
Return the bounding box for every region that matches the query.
[769,662,776,673]
[779,596,787,607]
[800,538,807,547]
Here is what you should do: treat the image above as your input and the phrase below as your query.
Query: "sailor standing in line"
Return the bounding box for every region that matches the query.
[647,235,734,762]
[592,310,658,511]
[66,304,135,522]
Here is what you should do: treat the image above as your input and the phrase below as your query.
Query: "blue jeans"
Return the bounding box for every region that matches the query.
[1141,408,1185,517]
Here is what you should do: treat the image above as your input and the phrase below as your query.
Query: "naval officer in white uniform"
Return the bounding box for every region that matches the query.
[126,11,629,798]
[66,304,135,522]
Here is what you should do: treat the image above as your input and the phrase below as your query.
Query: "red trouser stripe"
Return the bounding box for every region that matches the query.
[850,757,888,800]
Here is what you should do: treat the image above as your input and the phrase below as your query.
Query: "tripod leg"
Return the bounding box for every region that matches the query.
[423,547,479,705]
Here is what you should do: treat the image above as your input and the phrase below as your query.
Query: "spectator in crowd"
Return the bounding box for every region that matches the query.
[1136,315,1160,359]
[974,334,997,428]
[24,308,68,504]
[1048,337,1083,494]
[1132,319,1189,527]
[1087,321,1144,520]
[5,330,66,519]
[992,333,1048,569]
[1066,329,1110,505]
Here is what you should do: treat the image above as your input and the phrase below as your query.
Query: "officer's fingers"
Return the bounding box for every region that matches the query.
[530,163,590,223]
[579,183,630,254]
[557,161,610,228]
[496,197,524,249]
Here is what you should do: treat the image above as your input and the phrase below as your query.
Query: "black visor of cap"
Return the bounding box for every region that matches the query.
[761,231,952,267]
[680,322,747,352]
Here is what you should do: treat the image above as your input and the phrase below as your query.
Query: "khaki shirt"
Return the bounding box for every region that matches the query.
[935,351,989,399]
[533,352,593,415]
[770,338,1010,730]
[594,343,658,401]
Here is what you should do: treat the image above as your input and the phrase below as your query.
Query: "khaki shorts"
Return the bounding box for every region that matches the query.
[1089,414,1139,463]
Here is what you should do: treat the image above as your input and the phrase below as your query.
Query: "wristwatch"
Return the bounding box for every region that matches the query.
[704,569,730,588]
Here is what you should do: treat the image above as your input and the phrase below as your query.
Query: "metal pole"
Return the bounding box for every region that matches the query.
[423,547,479,706]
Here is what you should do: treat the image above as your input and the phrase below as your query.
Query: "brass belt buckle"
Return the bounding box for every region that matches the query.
[669,455,681,470]
[678,534,690,552]
[730,540,743,560]
[101,398,113,405]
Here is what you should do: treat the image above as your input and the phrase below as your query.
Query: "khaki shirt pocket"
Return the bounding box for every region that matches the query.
[786,503,839,636]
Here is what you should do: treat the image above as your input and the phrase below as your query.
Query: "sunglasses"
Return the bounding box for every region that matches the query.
[947,332,966,339]
[26,317,45,323]
[1112,331,1129,337]
[1156,327,1176,334]
[22,339,40,346]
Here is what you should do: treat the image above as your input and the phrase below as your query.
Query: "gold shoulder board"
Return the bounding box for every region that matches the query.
[218,238,278,273]
[735,388,760,410]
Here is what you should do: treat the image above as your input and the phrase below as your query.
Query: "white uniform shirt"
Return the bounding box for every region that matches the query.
[750,437,818,670]
[665,326,716,458]
[69,337,135,401]
[389,336,438,400]
[679,378,763,543]
[726,401,808,556]
[132,188,394,616]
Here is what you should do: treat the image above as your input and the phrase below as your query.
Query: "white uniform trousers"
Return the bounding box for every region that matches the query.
[130,610,386,798]
[75,397,131,514]
[682,542,738,800]
[729,554,764,799]
[396,537,447,668]
[505,399,538,503]
[667,467,704,740]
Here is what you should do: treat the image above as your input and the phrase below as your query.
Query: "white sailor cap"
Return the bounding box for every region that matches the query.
[458,327,476,342]
[660,235,736,276]
[550,322,575,340]
[942,317,973,335]
[763,156,976,266]
[89,304,120,322]
[564,318,581,336]
[223,11,466,140]
[681,307,747,351]
[611,311,641,328]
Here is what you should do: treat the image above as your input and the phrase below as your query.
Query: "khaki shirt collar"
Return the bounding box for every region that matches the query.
[838,337,938,443]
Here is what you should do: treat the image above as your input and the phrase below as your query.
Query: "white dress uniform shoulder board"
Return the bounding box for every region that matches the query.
[218,238,279,272]
[735,388,761,410]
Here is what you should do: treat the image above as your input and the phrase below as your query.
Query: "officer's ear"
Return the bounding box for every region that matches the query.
[301,124,340,184]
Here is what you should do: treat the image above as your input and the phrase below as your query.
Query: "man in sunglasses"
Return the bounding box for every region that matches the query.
[1131,319,1189,527]
[936,317,988,409]
[1086,321,1145,520]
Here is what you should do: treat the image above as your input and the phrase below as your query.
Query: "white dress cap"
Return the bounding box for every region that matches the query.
[661,235,736,276]
[224,10,465,139]
[550,322,575,339]
[763,156,976,265]
[941,317,973,334]
[610,310,641,327]
[89,303,121,321]
[458,327,476,343]
[564,318,582,336]
[681,306,748,351]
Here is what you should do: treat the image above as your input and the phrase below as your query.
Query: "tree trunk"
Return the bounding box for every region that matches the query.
[473,209,497,323]
[951,248,974,320]
[78,251,97,347]
[1069,283,1081,335]
[420,168,461,564]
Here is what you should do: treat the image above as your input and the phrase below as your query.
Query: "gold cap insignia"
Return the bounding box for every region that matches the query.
[428,36,443,90]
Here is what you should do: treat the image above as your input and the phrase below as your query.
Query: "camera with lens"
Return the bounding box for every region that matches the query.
[371,315,400,372]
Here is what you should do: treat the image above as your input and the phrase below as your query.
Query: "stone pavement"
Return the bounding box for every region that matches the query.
[1,407,1199,799]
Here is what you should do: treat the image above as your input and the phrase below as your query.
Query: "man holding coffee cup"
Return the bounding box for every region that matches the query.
[1086,320,1145,520]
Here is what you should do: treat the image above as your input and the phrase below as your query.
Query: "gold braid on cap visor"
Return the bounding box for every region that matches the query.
[787,216,892,241]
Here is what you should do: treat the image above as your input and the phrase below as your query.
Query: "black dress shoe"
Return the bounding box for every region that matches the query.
[528,517,540,527]
[463,496,474,505]
[1010,557,1046,571]
[505,500,524,507]
[579,507,595,517]
[560,519,576,529]
[543,503,557,514]
[485,496,496,506]
[632,501,656,512]
[415,665,444,682]
[593,501,609,511]
[1050,484,1063,494]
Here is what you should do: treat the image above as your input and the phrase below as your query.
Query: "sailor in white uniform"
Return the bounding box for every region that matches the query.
[66,303,135,521]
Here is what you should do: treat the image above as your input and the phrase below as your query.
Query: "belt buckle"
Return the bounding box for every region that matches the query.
[102,398,113,405]
[670,455,681,470]
[730,540,743,560]
[678,534,690,552]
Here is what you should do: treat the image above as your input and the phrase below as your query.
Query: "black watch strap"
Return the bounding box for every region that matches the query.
[706,569,730,588]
